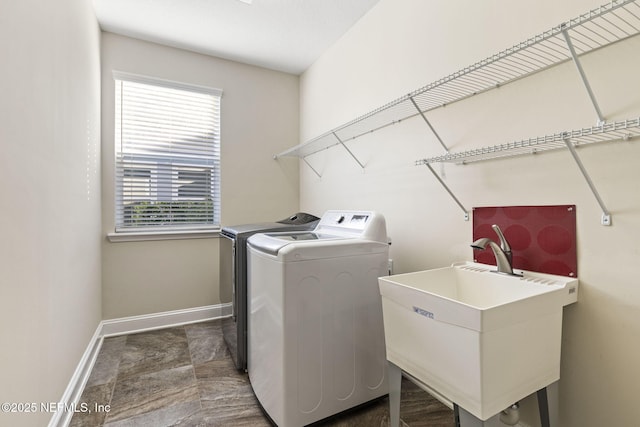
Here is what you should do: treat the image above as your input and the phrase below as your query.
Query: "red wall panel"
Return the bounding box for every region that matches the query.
[472,205,577,277]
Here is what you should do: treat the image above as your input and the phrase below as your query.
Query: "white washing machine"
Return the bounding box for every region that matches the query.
[247,210,389,427]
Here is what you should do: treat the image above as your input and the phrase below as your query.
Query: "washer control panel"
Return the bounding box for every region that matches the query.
[324,212,369,229]
[315,210,386,243]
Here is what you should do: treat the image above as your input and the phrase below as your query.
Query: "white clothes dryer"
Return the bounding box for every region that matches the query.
[246,211,389,427]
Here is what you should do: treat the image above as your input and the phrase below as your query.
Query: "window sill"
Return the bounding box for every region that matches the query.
[107,228,220,242]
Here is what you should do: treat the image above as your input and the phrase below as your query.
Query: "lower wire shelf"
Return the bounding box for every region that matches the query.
[416,117,640,165]
[415,117,640,226]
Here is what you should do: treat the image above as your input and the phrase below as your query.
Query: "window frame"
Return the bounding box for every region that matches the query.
[109,71,222,242]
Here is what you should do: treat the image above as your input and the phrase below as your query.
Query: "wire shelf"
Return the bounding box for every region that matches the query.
[277,0,640,159]
[415,118,640,165]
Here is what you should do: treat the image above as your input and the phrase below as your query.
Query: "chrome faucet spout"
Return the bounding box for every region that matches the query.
[471,238,514,275]
[471,227,522,277]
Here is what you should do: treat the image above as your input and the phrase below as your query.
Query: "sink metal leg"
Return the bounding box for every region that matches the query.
[456,405,486,427]
[537,387,550,427]
[453,403,461,427]
[451,388,550,427]
[388,362,402,427]
[386,367,551,427]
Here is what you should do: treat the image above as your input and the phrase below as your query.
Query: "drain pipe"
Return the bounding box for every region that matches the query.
[500,402,520,426]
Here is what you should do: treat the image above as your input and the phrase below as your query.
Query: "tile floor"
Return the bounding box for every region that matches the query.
[70,321,454,426]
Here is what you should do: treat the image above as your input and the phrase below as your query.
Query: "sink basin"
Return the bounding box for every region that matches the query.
[378,262,578,420]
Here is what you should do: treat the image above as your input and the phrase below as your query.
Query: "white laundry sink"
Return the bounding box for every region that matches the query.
[378,262,578,421]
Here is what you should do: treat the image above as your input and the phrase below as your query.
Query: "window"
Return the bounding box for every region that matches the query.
[114,72,222,233]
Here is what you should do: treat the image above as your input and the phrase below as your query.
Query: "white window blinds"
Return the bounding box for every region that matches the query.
[114,73,222,232]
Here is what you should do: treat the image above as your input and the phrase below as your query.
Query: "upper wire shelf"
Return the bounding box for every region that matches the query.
[415,117,640,165]
[277,0,640,159]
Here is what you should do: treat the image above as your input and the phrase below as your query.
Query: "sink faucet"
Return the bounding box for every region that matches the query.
[471,224,522,276]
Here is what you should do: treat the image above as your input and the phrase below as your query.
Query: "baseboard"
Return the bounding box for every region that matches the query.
[47,328,104,427]
[100,303,232,337]
[48,303,231,427]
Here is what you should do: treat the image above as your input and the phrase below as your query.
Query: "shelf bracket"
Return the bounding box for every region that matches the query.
[423,163,469,221]
[563,137,611,226]
[409,97,449,152]
[562,27,606,125]
[302,157,322,178]
[332,132,365,170]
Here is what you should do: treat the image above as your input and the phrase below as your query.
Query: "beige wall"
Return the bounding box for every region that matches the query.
[300,0,640,426]
[0,0,102,426]
[101,33,300,319]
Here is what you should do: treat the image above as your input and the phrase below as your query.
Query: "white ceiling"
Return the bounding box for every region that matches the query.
[93,0,381,75]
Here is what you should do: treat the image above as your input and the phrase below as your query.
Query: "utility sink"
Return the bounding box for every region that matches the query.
[378,262,578,421]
